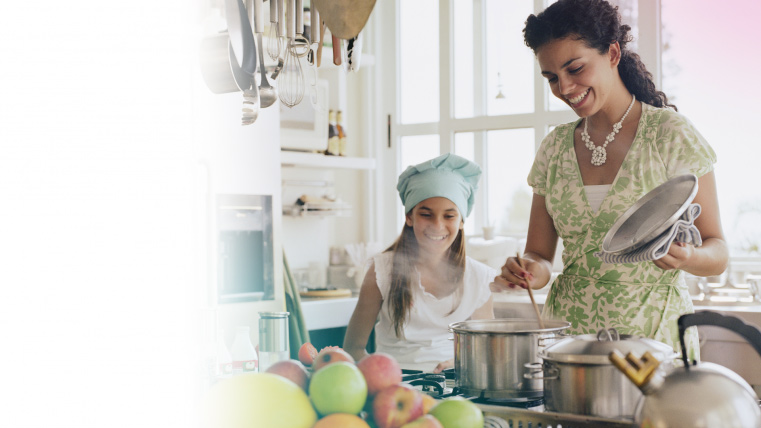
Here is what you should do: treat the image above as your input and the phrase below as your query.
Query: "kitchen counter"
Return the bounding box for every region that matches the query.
[300,295,359,331]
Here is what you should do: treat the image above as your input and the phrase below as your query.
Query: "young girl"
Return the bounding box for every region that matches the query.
[343,153,496,373]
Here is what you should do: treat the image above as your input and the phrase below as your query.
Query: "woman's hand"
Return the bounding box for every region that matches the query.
[432,358,454,374]
[490,256,536,291]
[653,241,695,271]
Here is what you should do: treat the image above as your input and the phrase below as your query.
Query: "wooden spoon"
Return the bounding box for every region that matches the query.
[516,252,545,329]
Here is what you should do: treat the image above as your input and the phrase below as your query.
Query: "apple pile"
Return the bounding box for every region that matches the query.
[259,342,485,428]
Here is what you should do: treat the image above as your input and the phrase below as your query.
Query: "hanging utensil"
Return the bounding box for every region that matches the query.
[225,0,257,75]
[266,0,282,61]
[316,19,325,67]
[252,0,277,108]
[279,0,305,107]
[312,0,377,40]
[516,252,545,329]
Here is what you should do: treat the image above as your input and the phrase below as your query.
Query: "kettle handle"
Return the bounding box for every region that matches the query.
[678,310,761,368]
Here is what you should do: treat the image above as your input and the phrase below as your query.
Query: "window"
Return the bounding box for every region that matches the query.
[662,0,761,257]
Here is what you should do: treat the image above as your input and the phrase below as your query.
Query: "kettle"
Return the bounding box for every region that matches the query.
[610,311,761,428]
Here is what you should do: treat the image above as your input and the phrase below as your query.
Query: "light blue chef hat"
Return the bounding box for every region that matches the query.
[397,153,482,218]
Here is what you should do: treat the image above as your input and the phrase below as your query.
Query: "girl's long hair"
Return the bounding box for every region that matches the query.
[386,223,466,338]
[523,0,677,111]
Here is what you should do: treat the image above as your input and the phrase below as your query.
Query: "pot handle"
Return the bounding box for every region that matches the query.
[523,362,558,380]
[678,310,761,368]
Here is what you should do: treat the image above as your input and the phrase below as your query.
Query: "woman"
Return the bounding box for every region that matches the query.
[492,0,728,359]
[343,153,495,373]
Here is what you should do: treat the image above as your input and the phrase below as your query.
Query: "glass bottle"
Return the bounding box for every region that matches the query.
[230,326,258,374]
[336,110,347,156]
[326,109,339,156]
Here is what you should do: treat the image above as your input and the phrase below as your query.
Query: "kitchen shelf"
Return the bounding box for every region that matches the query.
[283,201,353,217]
[280,151,376,170]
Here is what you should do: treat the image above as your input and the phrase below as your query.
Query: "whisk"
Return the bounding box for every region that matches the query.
[266,0,282,61]
[278,0,307,107]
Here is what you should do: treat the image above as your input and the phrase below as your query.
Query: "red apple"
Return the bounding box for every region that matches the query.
[400,415,444,428]
[372,384,424,428]
[265,359,310,391]
[298,342,318,366]
[312,346,355,371]
[357,352,402,396]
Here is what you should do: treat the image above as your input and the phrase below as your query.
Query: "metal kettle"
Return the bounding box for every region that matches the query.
[610,311,761,428]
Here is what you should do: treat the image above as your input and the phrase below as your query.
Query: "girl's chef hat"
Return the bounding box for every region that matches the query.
[397,153,482,218]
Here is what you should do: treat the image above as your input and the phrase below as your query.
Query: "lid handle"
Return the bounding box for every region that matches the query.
[609,350,661,389]
[596,327,620,341]
[678,310,761,369]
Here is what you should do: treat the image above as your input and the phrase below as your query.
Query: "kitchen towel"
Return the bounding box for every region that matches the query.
[283,251,311,358]
[596,203,703,264]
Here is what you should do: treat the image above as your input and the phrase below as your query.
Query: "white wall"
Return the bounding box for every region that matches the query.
[192,70,284,350]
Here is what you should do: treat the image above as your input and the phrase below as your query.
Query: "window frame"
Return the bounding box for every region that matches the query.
[376,0,661,245]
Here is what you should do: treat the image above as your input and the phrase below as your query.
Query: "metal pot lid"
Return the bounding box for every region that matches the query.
[542,328,676,364]
[601,174,698,255]
[449,318,570,334]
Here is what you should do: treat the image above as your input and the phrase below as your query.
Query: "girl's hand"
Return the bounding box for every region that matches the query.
[653,241,695,271]
[490,256,535,291]
[432,358,454,374]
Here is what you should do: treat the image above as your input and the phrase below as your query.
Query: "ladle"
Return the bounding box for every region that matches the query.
[252,0,277,108]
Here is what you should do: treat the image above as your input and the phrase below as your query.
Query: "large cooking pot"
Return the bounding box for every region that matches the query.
[199,32,254,94]
[611,311,761,427]
[449,318,569,399]
[537,328,677,420]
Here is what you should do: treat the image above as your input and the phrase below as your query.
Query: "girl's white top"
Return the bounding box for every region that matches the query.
[371,251,495,372]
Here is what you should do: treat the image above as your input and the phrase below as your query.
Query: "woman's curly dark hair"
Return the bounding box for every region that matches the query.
[523,0,676,110]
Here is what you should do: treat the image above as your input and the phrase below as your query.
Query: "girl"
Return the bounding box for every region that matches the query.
[343,153,495,373]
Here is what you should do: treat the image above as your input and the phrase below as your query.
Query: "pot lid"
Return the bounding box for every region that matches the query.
[449,318,570,334]
[543,328,676,364]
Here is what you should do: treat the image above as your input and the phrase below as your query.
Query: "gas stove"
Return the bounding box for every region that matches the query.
[401,369,634,428]
[401,369,544,410]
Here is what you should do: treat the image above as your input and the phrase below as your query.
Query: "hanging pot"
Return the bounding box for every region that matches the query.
[610,311,761,428]
[536,328,677,420]
[199,32,254,94]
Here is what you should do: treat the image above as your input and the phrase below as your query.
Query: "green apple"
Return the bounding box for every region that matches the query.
[203,372,317,428]
[429,397,483,428]
[309,361,368,415]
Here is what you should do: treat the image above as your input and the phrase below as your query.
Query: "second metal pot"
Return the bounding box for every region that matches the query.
[449,318,570,399]
[537,328,677,419]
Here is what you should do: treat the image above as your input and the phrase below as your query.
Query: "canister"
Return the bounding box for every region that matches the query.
[258,311,290,372]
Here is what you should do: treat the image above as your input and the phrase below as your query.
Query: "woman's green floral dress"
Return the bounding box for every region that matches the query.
[528,103,716,360]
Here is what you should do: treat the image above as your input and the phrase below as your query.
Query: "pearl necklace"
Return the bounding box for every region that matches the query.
[581,94,636,166]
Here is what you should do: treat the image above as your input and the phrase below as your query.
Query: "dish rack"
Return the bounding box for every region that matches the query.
[479,404,634,428]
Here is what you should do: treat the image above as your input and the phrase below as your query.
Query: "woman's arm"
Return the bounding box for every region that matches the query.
[492,193,559,291]
[342,263,383,361]
[653,171,729,275]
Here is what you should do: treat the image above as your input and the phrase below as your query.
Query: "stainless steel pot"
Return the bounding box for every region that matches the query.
[449,318,570,399]
[199,32,254,94]
[537,328,677,420]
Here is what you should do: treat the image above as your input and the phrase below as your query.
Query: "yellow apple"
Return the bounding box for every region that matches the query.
[203,372,316,428]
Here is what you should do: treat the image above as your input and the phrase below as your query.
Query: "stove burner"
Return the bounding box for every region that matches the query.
[469,395,545,409]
